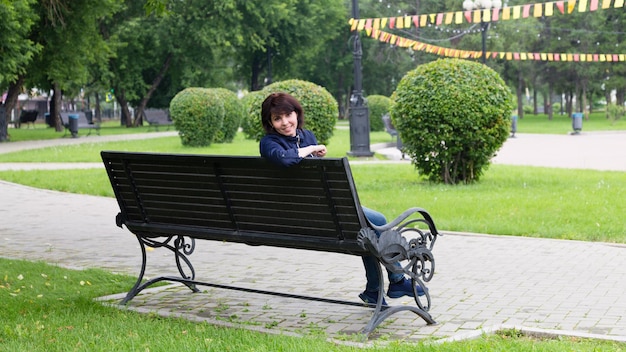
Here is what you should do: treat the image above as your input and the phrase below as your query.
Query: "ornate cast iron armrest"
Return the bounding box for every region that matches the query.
[357,207,440,296]
[368,207,439,250]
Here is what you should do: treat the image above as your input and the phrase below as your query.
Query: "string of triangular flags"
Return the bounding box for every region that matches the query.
[350,0,624,30]
[366,28,626,62]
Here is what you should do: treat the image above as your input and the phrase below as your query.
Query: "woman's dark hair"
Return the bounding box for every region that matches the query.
[261,92,304,134]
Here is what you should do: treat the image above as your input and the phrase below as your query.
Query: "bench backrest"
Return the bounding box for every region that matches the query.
[20,110,39,123]
[144,109,171,122]
[60,111,95,125]
[101,152,371,255]
[382,113,397,136]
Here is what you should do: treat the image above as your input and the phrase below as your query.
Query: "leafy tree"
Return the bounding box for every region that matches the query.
[232,0,346,92]
[0,0,39,142]
[105,0,242,127]
[0,0,39,91]
[22,0,123,131]
[278,1,349,116]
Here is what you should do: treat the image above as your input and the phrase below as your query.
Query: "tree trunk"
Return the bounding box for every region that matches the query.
[581,81,588,120]
[116,88,133,127]
[546,84,553,120]
[532,86,538,114]
[250,54,263,91]
[516,69,524,119]
[616,88,625,107]
[133,53,173,126]
[52,83,63,132]
[95,93,102,123]
[0,76,25,142]
[566,91,573,117]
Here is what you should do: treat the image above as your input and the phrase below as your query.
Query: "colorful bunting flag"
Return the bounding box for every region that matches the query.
[363,28,626,62]
[351,1,626,63]
[350,0,625,29]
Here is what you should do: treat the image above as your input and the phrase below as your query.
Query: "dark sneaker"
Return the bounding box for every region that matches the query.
[359,290,388,306]
[387,278,427,298]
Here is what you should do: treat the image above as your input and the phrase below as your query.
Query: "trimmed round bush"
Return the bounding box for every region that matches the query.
[209,88,244,143]
[391,58,513,184]
[240,90,266,141]
[244,79,338,145]
[366,95,391,132]
[169,87,225,147]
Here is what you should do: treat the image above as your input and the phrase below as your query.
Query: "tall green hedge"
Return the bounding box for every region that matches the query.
[242,79,338,145]
[169,87,225,147]
[392,58,513,184]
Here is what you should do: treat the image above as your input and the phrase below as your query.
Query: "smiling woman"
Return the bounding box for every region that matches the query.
[259,92,327,166]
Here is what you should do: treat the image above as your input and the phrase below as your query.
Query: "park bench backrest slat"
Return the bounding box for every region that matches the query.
[102,151,370,255]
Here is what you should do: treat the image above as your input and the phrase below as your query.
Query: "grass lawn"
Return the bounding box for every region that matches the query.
[2,258,624,351]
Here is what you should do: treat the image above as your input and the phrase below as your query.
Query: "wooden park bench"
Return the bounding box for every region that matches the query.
[101,151,440,335]
[60,111,100,137]
[143,108,173,131]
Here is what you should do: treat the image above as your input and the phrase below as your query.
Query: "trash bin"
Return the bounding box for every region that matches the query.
[44,113,52,127]
[572,112,583,134]
[510,115,518,137]
[68,113,79,138]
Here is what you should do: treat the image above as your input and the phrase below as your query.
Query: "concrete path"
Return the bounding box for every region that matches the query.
[1,131,625,345]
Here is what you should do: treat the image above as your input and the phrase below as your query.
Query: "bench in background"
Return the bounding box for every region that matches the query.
[143,108,173,131]
[60,111,100,137]
[101,152,440,335]
[16,110,39,128]
[382,113,405,159]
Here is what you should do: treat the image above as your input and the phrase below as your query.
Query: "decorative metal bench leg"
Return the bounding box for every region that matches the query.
[361,263,387,335]
[121,237,149,304]
[121,235,199,304]
[360,258,437,335]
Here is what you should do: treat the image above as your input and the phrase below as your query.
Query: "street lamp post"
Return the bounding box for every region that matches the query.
[462,0,502,64]
[348,0,373,157]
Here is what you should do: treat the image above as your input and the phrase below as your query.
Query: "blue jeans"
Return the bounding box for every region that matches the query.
[362,206,405,292]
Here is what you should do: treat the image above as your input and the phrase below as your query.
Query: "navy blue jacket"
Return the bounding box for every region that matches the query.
[260,129,319,167]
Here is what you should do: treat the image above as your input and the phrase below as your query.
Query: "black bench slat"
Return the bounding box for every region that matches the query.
[132,201,358,236]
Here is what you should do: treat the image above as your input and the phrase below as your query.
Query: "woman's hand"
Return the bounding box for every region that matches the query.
[299,144,327,158]
[312,144,327,157]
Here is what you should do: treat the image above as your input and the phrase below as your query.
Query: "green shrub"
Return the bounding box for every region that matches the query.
[240,90,266,141]
[391,58,513,184]
[169,88,225,147]
[606,102,625,124]
[209,88,244,143]
[523,105,533,114]
[244,79,338,145]
[366,95,391,132]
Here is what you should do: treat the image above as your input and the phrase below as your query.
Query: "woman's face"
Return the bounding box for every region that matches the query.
[271,111,298,137]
